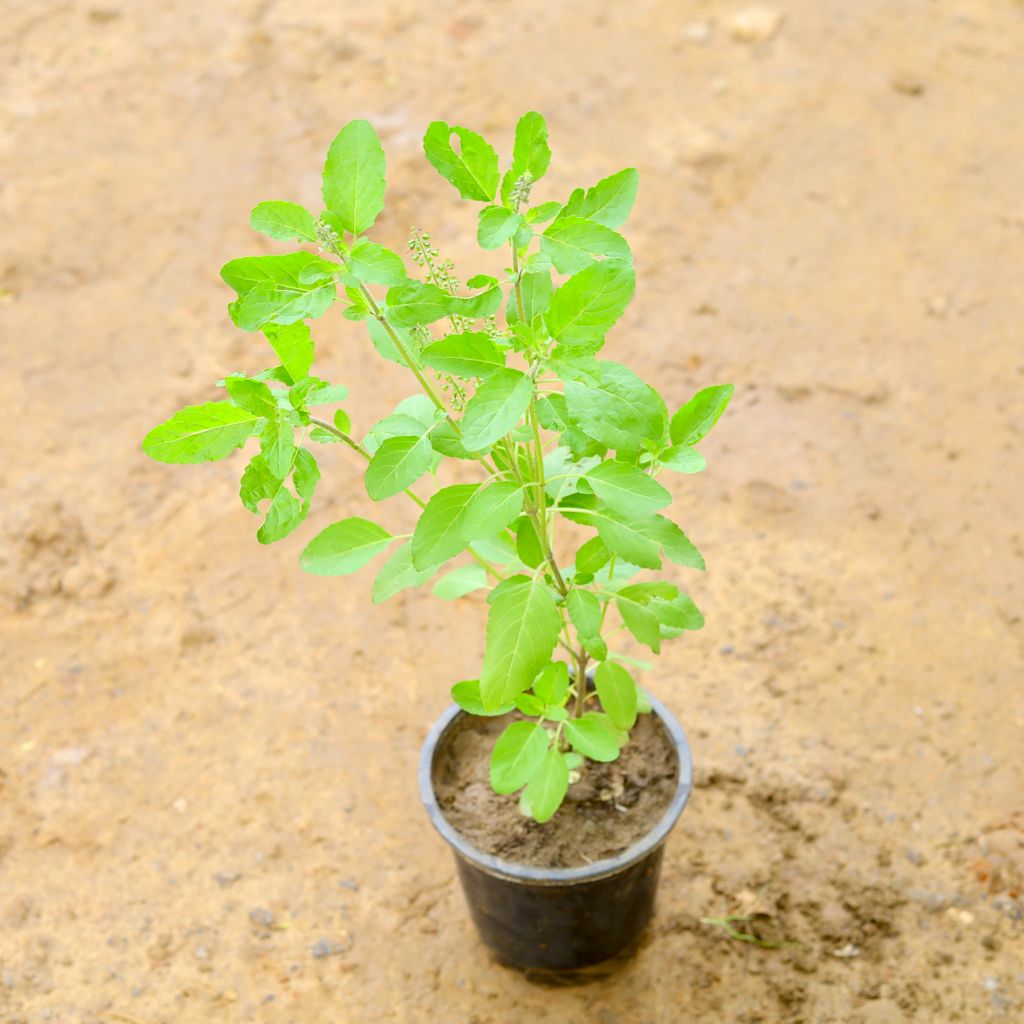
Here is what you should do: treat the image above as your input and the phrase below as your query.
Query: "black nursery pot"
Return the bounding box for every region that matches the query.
[418,695,693,973]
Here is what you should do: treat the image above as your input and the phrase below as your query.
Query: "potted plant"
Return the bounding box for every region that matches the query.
[142,113,733,972]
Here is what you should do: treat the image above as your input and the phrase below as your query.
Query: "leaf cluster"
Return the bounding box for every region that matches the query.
[142,114,733,823]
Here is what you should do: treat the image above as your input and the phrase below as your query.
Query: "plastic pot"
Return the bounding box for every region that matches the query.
[418,694,693,973]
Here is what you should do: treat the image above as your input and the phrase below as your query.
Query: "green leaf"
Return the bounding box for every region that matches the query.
[508,269,553,326]
[143,402,259,464]
[581,634,608,660]
[372,541,435,603]
[545,262,635,350]
[643,515,705,570]
[364,434,432,500]
[411,483,523,571]
[250,201,319,243]
[367,316,413,366]
[670,384,735,446]
[432,563,488,600]
[225,377,278,418]
[563,168,639,228]
[239,447,317,545]
[423,121,499,202]
[566,588,602,638]
[585,461,671,517]
[263,323,314,384]
[322,119,386,235]
[480,578,562,709]
[451,679,515,717]
[540,217,632,275]
[460,368,534,451]
[221,252,332,297]
[491,721,550,795]
[300,517,393,576]
[478,206,524,249]
[563,360,667,454]
[595,661,637,730]
[659,444,707,474]
[385,281,450,328]
[421,333,506,379]
[444,285,503,320]
[565,505,662,570]
[532,661,569,705]
[520,748,568,823]
[526,201,562,225]
[649,590,704,635]
[510,112,551,187]
[514,516,544,569]
[575,535,611,574]
[615,585,663,653]
[564,713,620,762]
[347,238,407,286]
[230,278,335,331]
[516,693,545,716]
[259,413,296,478]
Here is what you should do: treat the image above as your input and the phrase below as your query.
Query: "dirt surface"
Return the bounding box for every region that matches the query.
[433,711,678,868]
[2,0,1023,1020]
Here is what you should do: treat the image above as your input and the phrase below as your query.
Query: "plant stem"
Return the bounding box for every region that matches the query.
[572,648,590,720]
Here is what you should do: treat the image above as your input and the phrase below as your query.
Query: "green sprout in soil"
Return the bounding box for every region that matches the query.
[142,113,733,824]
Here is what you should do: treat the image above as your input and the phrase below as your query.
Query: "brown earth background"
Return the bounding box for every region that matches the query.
[2,1,1023,1021]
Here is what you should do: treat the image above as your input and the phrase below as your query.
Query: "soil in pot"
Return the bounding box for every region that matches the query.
[432,711,678,869]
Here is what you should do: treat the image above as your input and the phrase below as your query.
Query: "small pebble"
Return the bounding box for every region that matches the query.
[173,798,188,814]
[682,20,713,44]
[194,945,210,960]
[338,878,360,892]
[719,645,735,655]
[905,848,925,866]
[833,942,860,958]
[311,937,348,959]
[891,72,925,96]
[726,6,783,43]
[215,871,241,887]
[249,907,275,928]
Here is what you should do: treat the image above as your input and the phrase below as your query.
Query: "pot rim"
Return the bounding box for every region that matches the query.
[418,692,693,885]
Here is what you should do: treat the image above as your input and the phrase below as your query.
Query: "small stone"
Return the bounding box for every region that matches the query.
[311,937,349,959]
[891,72,925,96]
[215,871,240,887]
[3,971,15,989]
[719,645,735,655]
[726,7,783,43]
[905,848,925,866]
[338,878,359,892]
[249,907,275,928]
[172,798,188,814]
[832,942,860,958]
[194,945,210,961]
[927,293,951,318]
[682,20,713,44]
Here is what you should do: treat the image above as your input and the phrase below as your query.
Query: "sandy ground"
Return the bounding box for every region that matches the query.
[2,1,1023,1020]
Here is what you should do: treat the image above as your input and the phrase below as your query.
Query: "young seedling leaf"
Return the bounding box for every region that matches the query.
[460,368,534,451]
[564,713,620,762]
[143,402,259,464]
[423,121,500,202]
[520,748,569,823]
[322,119,386,235]
[595,661,638,730]
[250,201,319,243]
[508,269,553,325]
[480,578,562,709]
[670,384,735,447]
[451,679,514,717]
[225,377,278,419]
[300,517,393,576]
[532,661,570,706]
[490,721,549,794]
[509,111,551,190]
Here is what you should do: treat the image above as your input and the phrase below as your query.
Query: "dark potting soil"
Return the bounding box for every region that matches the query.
[432,711,678,869]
